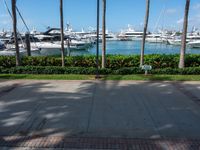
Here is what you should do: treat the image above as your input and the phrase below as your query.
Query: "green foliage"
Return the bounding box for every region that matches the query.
[0,54,200,69]
[0,56,16,68]
[1,66,200,75]
[151,67,200,75]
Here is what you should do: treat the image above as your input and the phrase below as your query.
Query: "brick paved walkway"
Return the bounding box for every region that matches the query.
[0,136,200,150]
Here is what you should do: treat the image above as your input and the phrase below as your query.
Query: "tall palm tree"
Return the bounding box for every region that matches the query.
[96,0,100,78]
[11,0,20,66]
[102,0,106,68]
[179,0,190,69]
[60,0,65,67]
[140,0,150,67]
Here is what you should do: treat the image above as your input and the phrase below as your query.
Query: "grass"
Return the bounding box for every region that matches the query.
[0,74,95,80]
[102,75,200,81]
[0,74,200,81]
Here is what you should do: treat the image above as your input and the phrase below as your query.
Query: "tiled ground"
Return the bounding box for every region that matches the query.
[0,136,200,150]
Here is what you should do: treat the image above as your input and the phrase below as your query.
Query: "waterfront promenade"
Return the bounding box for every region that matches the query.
[0,80,200,149]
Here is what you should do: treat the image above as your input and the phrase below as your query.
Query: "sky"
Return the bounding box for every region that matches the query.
[0,0,200,32]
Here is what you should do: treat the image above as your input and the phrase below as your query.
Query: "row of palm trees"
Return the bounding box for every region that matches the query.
[11,0,190,69]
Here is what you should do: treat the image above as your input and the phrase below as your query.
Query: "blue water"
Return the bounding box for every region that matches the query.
[69,40,200,56]
[38,40,200,56]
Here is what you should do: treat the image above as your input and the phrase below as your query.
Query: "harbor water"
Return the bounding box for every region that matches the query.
[40,40,200,56]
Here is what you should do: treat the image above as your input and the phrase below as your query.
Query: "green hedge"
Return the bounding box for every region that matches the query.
[0,66,112,75]
[1,66,200,75]
[1,54,200,69]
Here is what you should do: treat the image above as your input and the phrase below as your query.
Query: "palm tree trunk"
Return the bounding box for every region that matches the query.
[140,0,150,67]
[179,0,190,69]
[96,0,100,78]
[102,0,106,68]
[60,0,65,67]
[12,0,20,66]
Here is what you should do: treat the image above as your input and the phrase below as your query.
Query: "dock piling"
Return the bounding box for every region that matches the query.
[25,33,31,56]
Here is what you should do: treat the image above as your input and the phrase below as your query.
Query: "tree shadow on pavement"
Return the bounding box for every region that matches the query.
[0,80,200,149]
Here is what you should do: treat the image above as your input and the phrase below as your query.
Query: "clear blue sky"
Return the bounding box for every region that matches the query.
[0,0,200,32]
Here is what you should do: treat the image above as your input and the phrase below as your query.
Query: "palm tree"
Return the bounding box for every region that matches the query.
[11,0,20,66]
[102,0,106,68]
[60,0,65,67]
[179,0,190,68]
[140,0,150,67]
[96,0,100,78]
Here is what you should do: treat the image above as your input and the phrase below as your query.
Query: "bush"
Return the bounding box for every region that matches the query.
[1,66,200,75]
[1,54,200,69]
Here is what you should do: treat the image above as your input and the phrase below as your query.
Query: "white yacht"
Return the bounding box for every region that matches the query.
[167,32,200,46]
[30,28,42,35]
[0,31,12,44]
[187,40,200,48]
[0,47,41,56]
[31,42,61,50]
[31,39,91,51]
[34,34,54,41]
[118,25,144,41]
[69,39,92,50]
[167,39,182,46]
[102,30,118,41]
[146,34,164,43]
[187,30,200,48]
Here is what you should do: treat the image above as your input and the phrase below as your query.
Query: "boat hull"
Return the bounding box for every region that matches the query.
[187,41,200,48]
[146,38,164,43]
[0,48,41,56]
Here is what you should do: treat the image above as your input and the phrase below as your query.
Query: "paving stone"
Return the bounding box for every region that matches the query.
[0,136,200,150]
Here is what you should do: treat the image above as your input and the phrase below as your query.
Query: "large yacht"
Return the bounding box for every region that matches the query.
[0,30,13,44]
[31,27,93,51]
[30,39,92,51]
[34,28,62,42]
[187,40,200,48]
[146,33,164,43]
[187,29,200,48]
[117,25,144,41]
[167,30,200,46]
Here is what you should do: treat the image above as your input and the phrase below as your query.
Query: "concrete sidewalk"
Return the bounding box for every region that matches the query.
[0,80,200,149]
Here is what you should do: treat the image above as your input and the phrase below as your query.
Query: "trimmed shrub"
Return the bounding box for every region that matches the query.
[1,54,200,69]
[1,66,200,75]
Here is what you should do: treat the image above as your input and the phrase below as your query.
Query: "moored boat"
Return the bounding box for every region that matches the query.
[118,25,145,41]
[167,39,182,46]
[187,40,200,48]
[0,47,41,56]
[146,34,164,43]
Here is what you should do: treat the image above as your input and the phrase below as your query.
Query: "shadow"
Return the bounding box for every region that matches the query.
[0,80,200,149]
